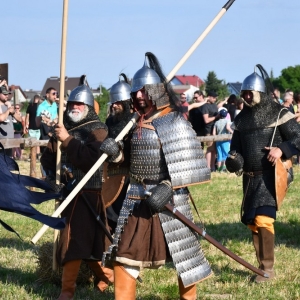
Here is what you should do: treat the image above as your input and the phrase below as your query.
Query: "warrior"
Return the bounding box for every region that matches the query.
[226,65,300,283]
[103,52,212,300]
[103,74,133,232]
[41,83,122,299]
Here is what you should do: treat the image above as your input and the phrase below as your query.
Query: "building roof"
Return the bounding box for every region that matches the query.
[23,90,42,100]
[41,76,89,97]
[172,75,204,87]
[8,85,28,102]
[227,82,242,94]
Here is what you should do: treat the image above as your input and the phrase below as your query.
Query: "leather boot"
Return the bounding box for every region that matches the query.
[57,260,81,300]
[87,261,114,292]
[252,231,261,268]
[178,277,197,300]
[255,228,275,283]
[113,262,136,300]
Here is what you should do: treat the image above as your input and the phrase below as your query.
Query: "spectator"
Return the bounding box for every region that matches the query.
[213,109,233,172]
[202,91,219,171]
[12,104,24,160]
[293,93,300,165]
[0,81,22,156]
[189,90,206,148]
[282,91,294,113]
[25,95,41,160]
[235,98,244,117]
[293,93,300,122]
[179,92,189,119]
[226,94,237,121]
[36,87,58,142]
[272,88,283,104]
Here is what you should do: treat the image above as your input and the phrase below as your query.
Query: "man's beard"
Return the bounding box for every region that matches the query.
[67,105,88,122]
[137,99,148,109]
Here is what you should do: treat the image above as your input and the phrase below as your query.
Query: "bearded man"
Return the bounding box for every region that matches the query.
[103,74,133,232]
[226,65,300,283]
[41,83,123,299]
[103,52,212,300]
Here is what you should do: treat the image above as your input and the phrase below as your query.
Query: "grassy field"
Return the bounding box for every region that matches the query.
[0,157,300,299]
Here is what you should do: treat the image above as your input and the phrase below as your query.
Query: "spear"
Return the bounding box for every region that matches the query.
[52,0,69,271]
[31,0,236,244]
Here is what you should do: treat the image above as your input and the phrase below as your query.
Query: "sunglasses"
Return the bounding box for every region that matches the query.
[15,107,20,109]
[52,92,58,95]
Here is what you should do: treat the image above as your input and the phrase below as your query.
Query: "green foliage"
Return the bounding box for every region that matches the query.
[272,65,300,94]
[205,71,229,99]
[94,86,110,123]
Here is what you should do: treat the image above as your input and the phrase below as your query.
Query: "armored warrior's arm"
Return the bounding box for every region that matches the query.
[61,128,108,174]
[277,119,300,159]
[100,138,124,163]
[226,130,244,174]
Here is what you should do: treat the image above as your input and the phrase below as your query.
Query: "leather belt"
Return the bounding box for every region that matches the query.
[243,171,263,177]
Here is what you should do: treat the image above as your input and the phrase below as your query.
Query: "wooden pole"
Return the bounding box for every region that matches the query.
[166,0,236,82]
[52,0,69,271]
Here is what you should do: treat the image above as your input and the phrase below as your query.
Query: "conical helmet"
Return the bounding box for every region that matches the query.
[131,56,161,93]
[109,74,131,104]
[68,84,94,107]
[241,67,266,93]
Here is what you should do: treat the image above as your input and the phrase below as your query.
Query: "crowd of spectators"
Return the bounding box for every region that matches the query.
[0,78,59,161]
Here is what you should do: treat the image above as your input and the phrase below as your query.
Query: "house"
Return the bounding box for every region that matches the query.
[41,76,102,99]
[170,75,205,102]
[8,85,28,104]
[23,89,42,101]
[227,82,242,96]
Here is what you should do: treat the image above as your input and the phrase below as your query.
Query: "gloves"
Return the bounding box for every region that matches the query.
[44,171,64,194]
[225,150,244,175]
[144,180,173,213]
[100,138,123,162]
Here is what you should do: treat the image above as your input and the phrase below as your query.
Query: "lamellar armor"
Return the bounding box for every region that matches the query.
[103,112,212,286]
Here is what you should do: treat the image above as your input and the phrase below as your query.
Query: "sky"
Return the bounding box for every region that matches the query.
[1,0,300,92]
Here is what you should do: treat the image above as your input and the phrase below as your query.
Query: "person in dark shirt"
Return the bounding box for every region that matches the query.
[25,95,41,159]
[201,91,219,171]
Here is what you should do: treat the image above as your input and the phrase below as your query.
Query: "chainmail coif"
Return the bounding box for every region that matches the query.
[63,105,104,131]
[234,93,288,131]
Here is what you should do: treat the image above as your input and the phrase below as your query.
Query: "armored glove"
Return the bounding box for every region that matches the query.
[100,138,123,162]
[144,180,173,213]
[44,170,64,194]
[225,150,244,175]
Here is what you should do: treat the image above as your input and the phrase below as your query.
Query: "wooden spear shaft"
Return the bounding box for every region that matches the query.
[52,0,69,271]
[165,204,268,278]
[166,0,236,82]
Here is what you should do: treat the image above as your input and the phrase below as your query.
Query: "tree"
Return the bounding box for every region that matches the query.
[270,69,274,81]
[205,71,229,99]
[272,65,300,94]
[95,86,109,122]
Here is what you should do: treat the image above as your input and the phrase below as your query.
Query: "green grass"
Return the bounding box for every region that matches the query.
[0,158,300,299]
